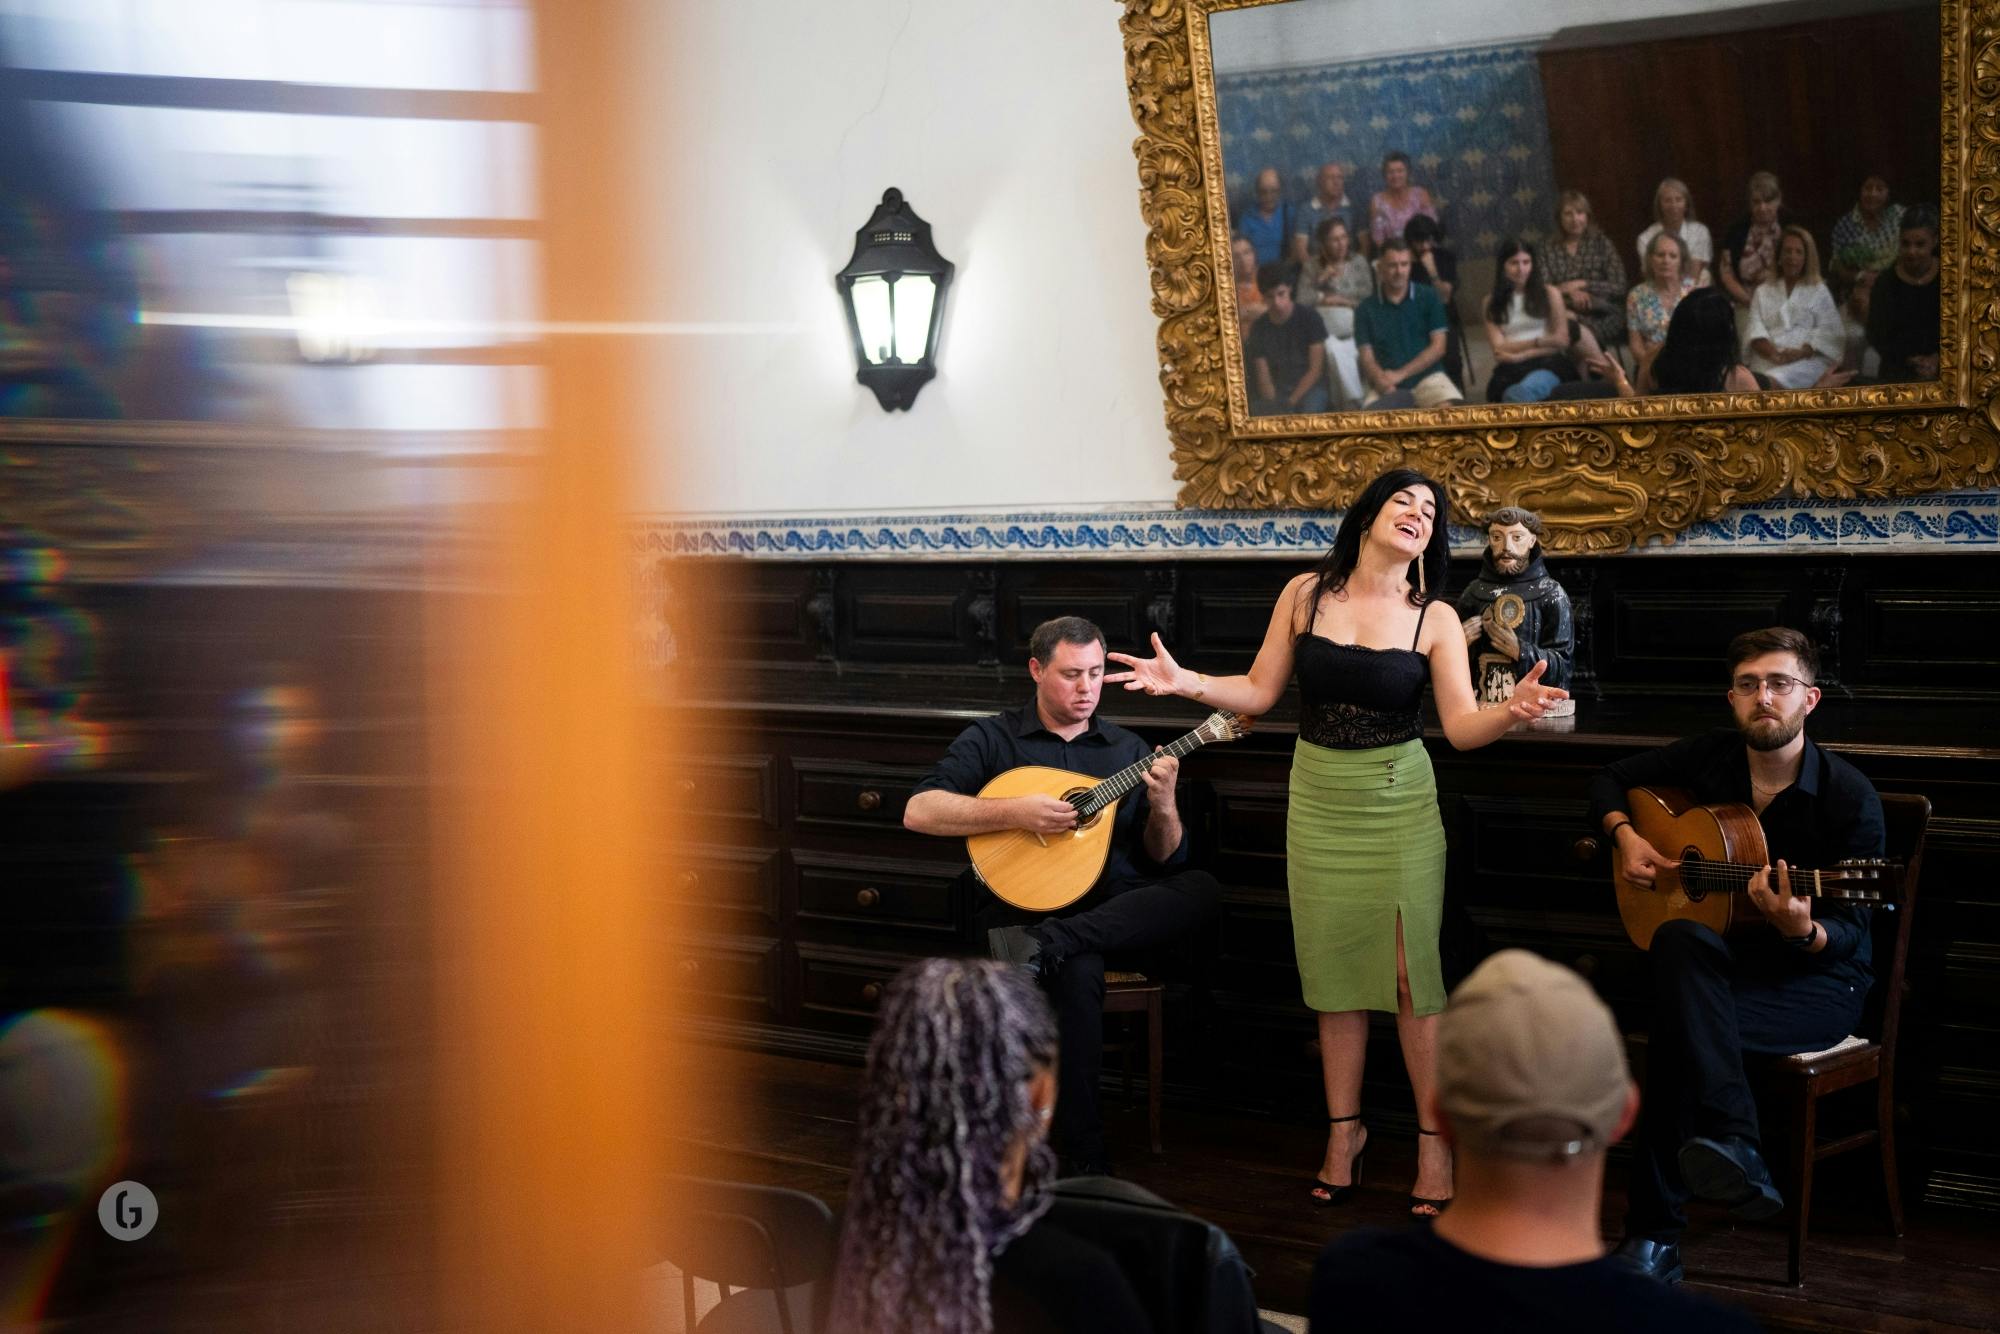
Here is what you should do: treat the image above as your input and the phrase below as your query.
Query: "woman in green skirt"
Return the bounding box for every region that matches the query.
[1107,467,1566,1215]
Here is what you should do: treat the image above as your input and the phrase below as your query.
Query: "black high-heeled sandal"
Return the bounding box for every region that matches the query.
[1309,1113,1368,1207]
[1410,1126,1452,1217]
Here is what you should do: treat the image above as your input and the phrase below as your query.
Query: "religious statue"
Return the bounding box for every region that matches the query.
[1458,506,1576,718]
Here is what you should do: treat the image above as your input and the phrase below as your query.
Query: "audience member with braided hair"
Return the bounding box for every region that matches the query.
[826,958,1153,1334]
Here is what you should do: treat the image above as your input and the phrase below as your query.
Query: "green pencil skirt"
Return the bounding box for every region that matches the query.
[1286,736,1447,1016]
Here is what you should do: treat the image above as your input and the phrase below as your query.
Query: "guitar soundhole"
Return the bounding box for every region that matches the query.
[1064,788,1102,830]
[1680,850,1707,902]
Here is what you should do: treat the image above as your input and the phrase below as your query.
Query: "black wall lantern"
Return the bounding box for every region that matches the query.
[835,188,954,412]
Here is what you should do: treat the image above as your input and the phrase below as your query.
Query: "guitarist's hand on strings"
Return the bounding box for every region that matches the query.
[1013,794,1082,835]
[1613,824,1675,890]
[1747,859,1816,943]
[1105,633,1188,696]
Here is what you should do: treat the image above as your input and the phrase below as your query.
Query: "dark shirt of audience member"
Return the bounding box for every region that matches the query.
[825,958,1153,1334]
[1231,235,1267,338]
[1718,171,1792,310]
[1829,174,1903,317]
[1240,167,1301,267]
[1308,951,1762,1334]
[1299,161,1363,261]
[1247,262,1329,416]
[1865,205,1940,382]
[1355,239,1462,409]
[1405,214,1465,392]
[1368,151,1437,251]
[1542,189,1626,357]
[1602,285,1757,396]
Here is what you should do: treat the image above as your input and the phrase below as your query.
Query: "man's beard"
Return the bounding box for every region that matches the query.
[1740,709,1806,752]
[1492,553,1529,576]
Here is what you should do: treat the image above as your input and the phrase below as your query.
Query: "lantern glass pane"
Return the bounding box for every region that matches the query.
[892,275,935,363]
[850,276,893,365]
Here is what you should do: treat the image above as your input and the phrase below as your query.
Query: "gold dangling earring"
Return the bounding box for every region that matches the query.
[1416,557,1427,599]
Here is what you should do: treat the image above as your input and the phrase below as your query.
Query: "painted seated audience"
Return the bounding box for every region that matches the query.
[1247,262,1330,416]
[1829,173,1904,320]
[1482,239,1577,404]
[1635,178,1711,287]
[1239,166,1302,267]
[1601,286,1758,396]
[1405,214,1467,394]
[1231,235,1266,339]
[1717,171,1791,322]
[825,958,1154,1334]
[1543,189,1626,359]
[1369,151,1437,251]
[1299,161,1364,262]
[1300,216,1373,405]
[1744,226,1845,390]
[1355,238,1463,409]
[1307,951,1761,1334]
[1865,205,1940,382]
[1626,232,1698,391]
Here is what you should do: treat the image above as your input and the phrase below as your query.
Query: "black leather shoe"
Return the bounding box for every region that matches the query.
[1679,1135,1786,1221]
[1612,1236,1684,1285]
[987,924,1057,982]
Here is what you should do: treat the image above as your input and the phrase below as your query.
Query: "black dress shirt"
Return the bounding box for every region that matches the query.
[914,701,1188,890]
[1589,727,1886,992]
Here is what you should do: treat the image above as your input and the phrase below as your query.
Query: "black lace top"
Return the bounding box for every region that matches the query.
[1294,629,1429,749]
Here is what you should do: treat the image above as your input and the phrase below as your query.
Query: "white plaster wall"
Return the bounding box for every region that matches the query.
[626,0,1170,518]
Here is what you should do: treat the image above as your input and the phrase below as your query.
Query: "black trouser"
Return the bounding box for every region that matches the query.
[1627,919,1866,1240]
[976,869,1223,1164]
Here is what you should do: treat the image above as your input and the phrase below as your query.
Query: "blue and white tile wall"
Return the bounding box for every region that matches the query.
[635,493,1998,561]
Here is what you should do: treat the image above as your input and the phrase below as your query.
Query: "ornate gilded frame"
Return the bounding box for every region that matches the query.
[1120,0,2000,551]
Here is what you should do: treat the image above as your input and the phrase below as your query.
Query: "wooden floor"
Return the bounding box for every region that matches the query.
[680,1047,2000,1333]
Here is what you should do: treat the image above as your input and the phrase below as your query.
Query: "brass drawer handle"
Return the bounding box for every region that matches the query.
[857,789,883,812]
[856,887,880,909]
[860,982,882,1003]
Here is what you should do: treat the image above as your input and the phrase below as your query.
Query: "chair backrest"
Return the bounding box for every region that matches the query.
[1864,792,1929,1056]
[1045,1178,1261,1334]
[661,1176,837,1295]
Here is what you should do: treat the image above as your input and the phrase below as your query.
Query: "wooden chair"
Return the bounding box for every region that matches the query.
[1103,971,1165,1155]
[1768,791,1929,1287]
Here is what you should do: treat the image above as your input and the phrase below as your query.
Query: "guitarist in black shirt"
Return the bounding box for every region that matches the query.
[1588,627,1885,1283]
[905,616,1223,1175]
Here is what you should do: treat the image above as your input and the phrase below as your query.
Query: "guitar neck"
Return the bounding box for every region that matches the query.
[1679,860,1892,900]
[1075,728,1211,815]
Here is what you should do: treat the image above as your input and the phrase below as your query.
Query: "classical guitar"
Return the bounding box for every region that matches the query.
[1611,786,1902,950]
[969,710,1252,912]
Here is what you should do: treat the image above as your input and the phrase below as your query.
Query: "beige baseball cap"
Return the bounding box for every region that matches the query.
[1437,950,1632,1158]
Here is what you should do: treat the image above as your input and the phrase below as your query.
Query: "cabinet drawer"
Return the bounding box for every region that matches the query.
[794,852,961,937]
[797,944,930,1033]
[793,758,933,832]
[663,845,781,926]
[670,755,776,827]
[670,935,781,1021]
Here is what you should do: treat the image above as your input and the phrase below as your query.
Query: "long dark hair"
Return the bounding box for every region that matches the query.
[1300,467,1449,623]
[1651,286,1742,393]
[1485,238,1550,325]
[825,959,1059,1334]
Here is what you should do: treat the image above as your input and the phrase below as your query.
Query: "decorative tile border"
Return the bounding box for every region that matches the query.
[635,493,1999,560]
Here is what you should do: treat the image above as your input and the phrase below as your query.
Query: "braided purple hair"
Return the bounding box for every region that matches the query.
[825,958,1060,1334]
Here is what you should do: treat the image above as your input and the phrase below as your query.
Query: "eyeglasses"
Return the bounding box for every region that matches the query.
[1729,673,1810,697]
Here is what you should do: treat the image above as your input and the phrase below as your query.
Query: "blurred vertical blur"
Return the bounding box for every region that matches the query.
[2,2,719,1330]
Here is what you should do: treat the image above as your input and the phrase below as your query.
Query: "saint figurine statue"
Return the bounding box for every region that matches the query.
[1457,507,1576,718]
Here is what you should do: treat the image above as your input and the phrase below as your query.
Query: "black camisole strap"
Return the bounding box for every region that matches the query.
[1410,599,1430,652]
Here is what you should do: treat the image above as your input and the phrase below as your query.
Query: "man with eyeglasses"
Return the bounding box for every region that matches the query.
[1587,627,1885,1284]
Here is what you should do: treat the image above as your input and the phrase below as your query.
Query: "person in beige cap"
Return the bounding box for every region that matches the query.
[1306,951,1761,1333]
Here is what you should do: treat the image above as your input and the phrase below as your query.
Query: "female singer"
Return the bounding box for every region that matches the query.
[1106,468,1566,1217]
